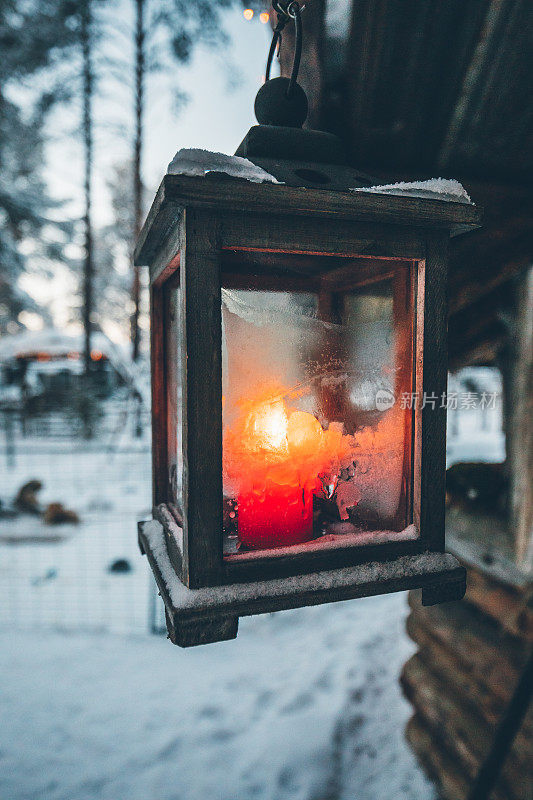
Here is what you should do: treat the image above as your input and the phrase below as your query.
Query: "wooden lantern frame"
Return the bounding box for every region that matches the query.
[136,172,481,646]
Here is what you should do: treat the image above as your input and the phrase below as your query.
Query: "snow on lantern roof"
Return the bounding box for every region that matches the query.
[167,148,281,184]
[351,178,473,204]
[165,151,472,206]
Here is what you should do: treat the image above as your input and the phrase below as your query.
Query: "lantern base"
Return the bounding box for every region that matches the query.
[138,520,466,648]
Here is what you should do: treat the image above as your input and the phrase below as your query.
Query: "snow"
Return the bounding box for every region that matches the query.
[145,518,451,613]
[0,327,144,399]
[165,151,472,205]
[0,598,435,800]
[0,367,505,800]
[0,384,22,403]
[0,420,152,634]
[447,367,504,466]
[0,513,79,544]
[167,148,281,184]
[352,178,473,204]
[27,357,84,375]
[0,328,104,361]
[226,523,419,563]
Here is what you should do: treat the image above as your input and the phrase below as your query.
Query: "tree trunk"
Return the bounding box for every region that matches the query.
[81,0,94,377]
[131,0,145,362]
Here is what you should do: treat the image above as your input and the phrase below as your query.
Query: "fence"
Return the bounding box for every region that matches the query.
[0,403,166,636]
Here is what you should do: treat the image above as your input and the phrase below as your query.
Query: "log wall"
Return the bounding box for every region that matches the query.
[402,538,533,800]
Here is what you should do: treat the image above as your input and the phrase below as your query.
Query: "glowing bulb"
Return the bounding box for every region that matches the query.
[259,11,269,23]
[243,8,254,20]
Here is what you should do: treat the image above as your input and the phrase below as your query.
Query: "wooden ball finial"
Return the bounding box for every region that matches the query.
[254,77,308,128]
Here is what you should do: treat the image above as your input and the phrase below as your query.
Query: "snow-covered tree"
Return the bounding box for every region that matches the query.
[0,0,79,334]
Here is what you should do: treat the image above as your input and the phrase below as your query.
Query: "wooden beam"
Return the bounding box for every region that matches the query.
[180,209,224,588]
[407,592,530,702]
[450,236,533,315]
[508,266,533,571]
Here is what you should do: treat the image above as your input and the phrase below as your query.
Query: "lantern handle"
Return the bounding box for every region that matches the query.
[265,1,304,98]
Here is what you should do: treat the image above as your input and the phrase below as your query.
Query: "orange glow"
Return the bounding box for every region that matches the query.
[243,8,254,20]
[224,385,356,489]
[67,351,80,360]
[224,384,357,548]
[36,353,51,362]
[90,350,104,361]
[259,11,270,23]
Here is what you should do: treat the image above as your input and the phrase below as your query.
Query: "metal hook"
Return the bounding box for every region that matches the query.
[265,0,303,97]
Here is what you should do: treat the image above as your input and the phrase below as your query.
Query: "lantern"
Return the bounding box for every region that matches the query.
[136,2,481,647]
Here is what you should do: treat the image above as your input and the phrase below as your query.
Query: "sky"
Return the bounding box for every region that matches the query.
[21,3,273,339]
[46,3,272,226]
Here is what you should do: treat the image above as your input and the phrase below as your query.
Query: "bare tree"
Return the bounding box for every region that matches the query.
[131,0,145,362]
[127,0,239,360]
[81,0,95,377]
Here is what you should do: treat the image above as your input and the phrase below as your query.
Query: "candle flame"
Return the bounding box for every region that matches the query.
[223,381,406,536]
[223,383,357,496]
[246,400,288,452]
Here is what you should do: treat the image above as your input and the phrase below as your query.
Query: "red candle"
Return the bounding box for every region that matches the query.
[224,389,356,550]
[238,481,317,549]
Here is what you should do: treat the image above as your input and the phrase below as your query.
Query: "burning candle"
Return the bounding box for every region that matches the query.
[223,386,357,549]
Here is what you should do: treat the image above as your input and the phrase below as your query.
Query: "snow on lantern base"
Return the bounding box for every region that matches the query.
[138,518,467,647]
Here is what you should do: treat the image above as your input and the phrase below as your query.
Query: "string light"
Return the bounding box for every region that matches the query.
[260,11,270,23]
[243,8,254,20]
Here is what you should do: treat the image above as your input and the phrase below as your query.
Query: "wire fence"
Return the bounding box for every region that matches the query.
[0,404,166,637]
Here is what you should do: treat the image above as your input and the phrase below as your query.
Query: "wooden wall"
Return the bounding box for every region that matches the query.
[402,548,532,799]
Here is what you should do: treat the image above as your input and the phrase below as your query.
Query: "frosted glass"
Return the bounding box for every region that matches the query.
[220,262,414,554]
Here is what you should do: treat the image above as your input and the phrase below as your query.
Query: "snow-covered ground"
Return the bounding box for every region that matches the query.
[446,368,504,467]
[0,417,153,635]
[0,370,504,800]
[0,595,435,800]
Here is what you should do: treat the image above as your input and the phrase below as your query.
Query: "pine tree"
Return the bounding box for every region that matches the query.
[0,0,79,334]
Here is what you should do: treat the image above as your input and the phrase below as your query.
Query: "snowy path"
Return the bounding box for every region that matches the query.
[0,594,435,800]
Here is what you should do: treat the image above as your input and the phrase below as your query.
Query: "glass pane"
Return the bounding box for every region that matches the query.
[221,257,414,555]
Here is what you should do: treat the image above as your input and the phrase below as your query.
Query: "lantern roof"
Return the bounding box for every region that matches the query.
[134,154,481,267]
